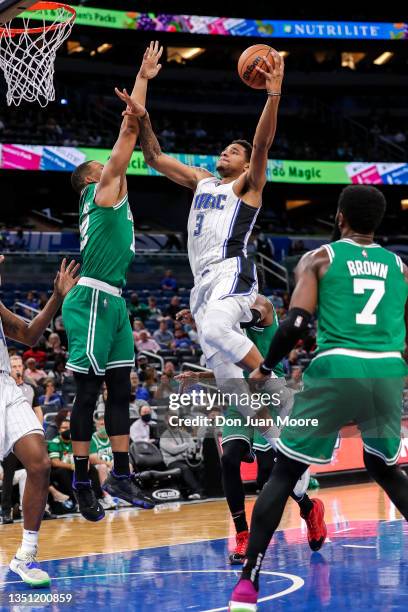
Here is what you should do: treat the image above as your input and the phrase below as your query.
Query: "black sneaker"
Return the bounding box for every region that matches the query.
[103,472,155,509]
[1,510,13,524]
[73,480,105,522]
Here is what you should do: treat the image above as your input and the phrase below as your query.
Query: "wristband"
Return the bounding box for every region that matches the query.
[259,362,273,376]
[267,92,281,97]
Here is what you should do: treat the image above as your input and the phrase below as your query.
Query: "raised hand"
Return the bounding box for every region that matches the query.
[255,49,284,93]
[54,258,80,299]
[175,308,194,325]
[139,40,163,80]
[115,88,147,118]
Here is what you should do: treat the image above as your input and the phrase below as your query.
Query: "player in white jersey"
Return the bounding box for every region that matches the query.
[137,51,284,440]
[0,255,79,586]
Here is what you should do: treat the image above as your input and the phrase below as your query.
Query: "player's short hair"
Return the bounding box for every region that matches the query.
[231,139,253,162]
[71,161,96,194]
[338,185,386,233]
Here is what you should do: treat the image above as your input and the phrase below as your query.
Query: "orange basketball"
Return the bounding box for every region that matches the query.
[238,44,275,89]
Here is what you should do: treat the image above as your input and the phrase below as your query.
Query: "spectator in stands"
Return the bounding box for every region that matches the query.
[147,296,162,321]
[132,319,147,344]
[89,415,116,510]
[45,408,71,441]
[130,405,157,443]
[38,292,49,310]
[165,295,181,320]
[161,269,178,292]
[130,370,151,402]
[0,463,27,524]
[160,414,202,500]
[54,315,67,347]
[153,319,174,348]
[287,366,303,391]
[10,355,42,422]
[46,332,67,359]
[22,290,40,311]
[95,383,108,415]
[128,292,150,324]
[46,355,71,388]
[155,373,174,399]
[24,357,47,386]
[39,379,64,413]
[48,419,103,509]
[171,329,194,350]
[163,361,178,385]
[136,330,161,354]
[23,341,47,368]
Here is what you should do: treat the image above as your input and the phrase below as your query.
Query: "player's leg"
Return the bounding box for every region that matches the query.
[360,367,408,519]
[102,303,154,508]
[63,286,115,521]
[9,433,51,587]
[229,451,308,610]
[70,371,105,521]
[221,437,252,564]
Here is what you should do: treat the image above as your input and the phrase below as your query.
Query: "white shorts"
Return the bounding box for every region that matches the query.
[0,373,44,461]
[190,257,258,361]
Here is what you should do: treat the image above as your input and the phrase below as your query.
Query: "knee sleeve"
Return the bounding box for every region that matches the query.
[104,367,132,437]
[221,440,248,473]
[201,306,253,364]
[70,372,104,441]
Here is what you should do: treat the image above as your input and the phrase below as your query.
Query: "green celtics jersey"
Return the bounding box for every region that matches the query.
[90,432,113,463]
[79,183,135,288]
[245,303,285,377]
[317,239,408,353]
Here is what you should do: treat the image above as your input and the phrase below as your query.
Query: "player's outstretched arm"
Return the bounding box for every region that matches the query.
[235,50,284,205]
[95,42,163,208]
[0,257,79,346]
[138,112,213,190]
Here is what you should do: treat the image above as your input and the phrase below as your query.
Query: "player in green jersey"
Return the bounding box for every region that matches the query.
[230,185,408,611]
[64,42,163,522]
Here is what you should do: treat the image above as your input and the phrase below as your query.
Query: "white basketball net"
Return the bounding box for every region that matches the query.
[0,4,75,107]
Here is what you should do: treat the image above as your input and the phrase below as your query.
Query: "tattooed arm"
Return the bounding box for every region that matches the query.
[138,112,213,190]
[0,258,79,346]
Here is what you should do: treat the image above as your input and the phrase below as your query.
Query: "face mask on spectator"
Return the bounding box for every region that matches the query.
[97,427,107,436]
[60,429,71,441]
[141,414,152,423]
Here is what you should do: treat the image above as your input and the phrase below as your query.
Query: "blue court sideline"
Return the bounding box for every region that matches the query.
[1,519,407,611]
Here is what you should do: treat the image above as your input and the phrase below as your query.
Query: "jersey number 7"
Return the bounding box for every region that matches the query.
[353,278,385,325]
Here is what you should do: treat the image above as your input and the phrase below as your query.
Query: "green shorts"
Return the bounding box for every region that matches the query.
[63,280,134,375]
[277,351,407,466]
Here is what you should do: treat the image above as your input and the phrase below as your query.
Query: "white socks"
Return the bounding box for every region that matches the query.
[20,529,39,555]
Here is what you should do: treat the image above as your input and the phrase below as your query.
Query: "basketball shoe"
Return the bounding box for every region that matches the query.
[103,472,155,509]
[301,498,327,551]
[9,547,51,587]
[229,578,258,611]
[229,530,250,565]
[73,479,105,522]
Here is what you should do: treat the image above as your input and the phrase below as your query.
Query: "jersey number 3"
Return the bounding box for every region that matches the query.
[354,278,385,325]
[193,213,204,237]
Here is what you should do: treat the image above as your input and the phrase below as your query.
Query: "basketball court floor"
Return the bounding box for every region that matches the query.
[0,482,407,611]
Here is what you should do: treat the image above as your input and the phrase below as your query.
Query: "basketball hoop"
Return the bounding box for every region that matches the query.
[0,2,76,107]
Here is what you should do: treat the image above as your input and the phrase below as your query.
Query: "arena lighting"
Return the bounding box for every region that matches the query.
[286,200,312,210]
[401,199,408,210]
[67,40,85,54]
[167,47,205,63]
[373,51,394,65]
[341,52,366,69]
[279,51,289,57]
[97,42,112,54]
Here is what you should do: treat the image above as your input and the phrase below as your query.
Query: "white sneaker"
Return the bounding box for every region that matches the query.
[100,493,117,510]
[9,547,51,587]
[187,493,201,500]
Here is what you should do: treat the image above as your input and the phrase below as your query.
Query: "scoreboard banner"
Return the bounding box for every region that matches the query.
[21,6,408,41]
[1,144,408,185]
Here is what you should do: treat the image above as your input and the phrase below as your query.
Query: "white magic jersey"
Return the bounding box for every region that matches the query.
[187,177,259,279]
[0,317,10,374]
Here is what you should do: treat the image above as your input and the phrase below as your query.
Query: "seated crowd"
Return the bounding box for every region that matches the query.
[0,273,316,523]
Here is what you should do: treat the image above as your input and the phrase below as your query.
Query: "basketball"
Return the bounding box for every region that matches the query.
[237,44,276,89]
